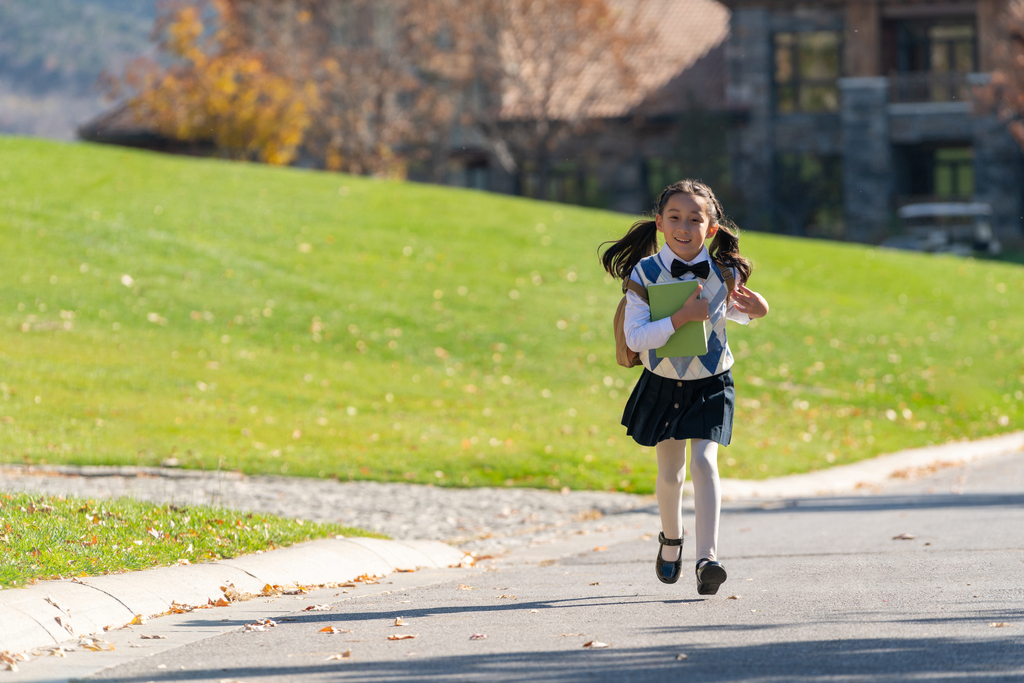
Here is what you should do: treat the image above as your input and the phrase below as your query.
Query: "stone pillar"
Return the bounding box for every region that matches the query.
[839,77,893,243]
[974,114,1024,249]
[725,7,774,231]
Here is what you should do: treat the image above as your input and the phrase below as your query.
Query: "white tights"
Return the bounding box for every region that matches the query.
[656,438,721,563]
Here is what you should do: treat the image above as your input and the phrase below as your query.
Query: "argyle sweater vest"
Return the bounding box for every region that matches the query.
[631,255,735,380]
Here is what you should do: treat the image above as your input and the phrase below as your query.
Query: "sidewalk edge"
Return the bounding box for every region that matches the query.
[0,538,463,655]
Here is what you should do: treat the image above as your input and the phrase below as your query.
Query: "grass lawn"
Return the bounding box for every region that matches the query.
[0,491,375,589]
[0,136,1021,493]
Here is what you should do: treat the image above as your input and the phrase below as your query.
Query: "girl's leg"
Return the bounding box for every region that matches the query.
[688,438,722,562]
[655,438,688,562]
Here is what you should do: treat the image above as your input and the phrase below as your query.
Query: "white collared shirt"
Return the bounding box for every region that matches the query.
[624,245,750,353]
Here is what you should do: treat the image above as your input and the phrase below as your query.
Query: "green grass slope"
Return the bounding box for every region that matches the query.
[1,137,1021,493]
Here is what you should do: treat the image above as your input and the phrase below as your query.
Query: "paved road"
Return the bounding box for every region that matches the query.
[42,450,1019,682]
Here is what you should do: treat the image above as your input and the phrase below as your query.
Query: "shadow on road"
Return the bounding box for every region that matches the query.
[91,635,1024,682]
[726,492,1024,515]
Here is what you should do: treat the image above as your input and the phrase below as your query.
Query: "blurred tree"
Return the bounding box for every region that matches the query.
[116,0,643,180]
[119,0,317,165]
[471,0,641,195]
[985,0,1024,150]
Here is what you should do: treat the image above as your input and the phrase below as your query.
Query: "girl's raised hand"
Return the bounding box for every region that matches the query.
[731,283,769,319]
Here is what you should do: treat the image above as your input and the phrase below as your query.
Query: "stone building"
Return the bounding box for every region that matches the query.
[723,0,1024,247]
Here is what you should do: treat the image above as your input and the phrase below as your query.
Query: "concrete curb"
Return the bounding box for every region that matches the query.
[0,538,464,655]
[715,431,1024,500]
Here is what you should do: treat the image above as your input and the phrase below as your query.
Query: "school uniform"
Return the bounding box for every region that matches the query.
[621,245,749,448]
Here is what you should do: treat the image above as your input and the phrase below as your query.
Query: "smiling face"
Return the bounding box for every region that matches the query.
[655,192,718,263]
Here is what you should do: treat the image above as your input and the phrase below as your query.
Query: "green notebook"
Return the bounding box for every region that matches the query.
[648,280,709,358]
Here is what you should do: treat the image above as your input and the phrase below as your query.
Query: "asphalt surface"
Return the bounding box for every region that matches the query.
[16,449,1018,683]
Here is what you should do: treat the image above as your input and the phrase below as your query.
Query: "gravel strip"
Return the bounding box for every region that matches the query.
[0,465,657,553]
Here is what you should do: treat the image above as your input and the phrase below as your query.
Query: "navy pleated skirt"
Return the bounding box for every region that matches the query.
[621,369,734,447]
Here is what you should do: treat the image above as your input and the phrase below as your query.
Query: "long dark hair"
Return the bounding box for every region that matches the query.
[599,179,752,284]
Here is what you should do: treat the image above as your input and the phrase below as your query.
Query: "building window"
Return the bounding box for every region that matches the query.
[888,22,976,74]
[884,21,977,102]
[774,31,842,113]
[895,144,974,202]
[934,147,974,198]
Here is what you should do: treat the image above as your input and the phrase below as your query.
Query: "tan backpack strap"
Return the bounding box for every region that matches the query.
[622,278,649,303]
[715,260,736,297]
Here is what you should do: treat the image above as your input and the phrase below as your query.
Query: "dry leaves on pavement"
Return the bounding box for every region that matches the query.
[469,634,488,640]
[387,634,417,641]
[140,635,168,640]
[583,640,610,649]
[303,605,332,612]
[319,626,352,634]
[325,650,352,661]
[243,619,277,632]
[394,617,407,626]
[892,533,916,540]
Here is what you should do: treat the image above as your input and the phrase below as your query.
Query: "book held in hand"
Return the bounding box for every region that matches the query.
[647,280,709,358]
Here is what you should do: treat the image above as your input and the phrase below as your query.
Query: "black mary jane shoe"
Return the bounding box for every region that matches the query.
[696,559,728,595]
[655,532,683,584]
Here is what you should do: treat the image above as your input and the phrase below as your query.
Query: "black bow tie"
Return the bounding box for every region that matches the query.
[671,260,710,279]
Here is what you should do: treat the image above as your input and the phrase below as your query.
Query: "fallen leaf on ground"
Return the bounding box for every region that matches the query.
[319,626,352,634]
[726,595,742,600]
[469,634,488,640]
[325,650,352,660]
[396,568,415,573]
[210,598,231,607]
[243,619,277,632]
[589,582,601,586]
[496,594,516,600]
[79,639,114,652]
[339,583,357,588]
[892,533,915,540]
[398,600,411,603]
[55,616,75,635]
[529,609,539,613]
[583,640,610,649]
[456,584,475,591]
[387,634,417,641]
[303,605,332,612]
[394,617,407,626]
[676,653,689,661]
[129,614,147,625]
[990,622,1011,628]
[592,546,608,552]
[140,635,168,640]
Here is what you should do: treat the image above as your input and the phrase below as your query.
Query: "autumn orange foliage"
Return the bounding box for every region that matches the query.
[115,0,642,180]
[122,0,317,165]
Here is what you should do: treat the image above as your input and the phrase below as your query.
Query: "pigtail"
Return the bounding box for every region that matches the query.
[599,219,659,282]
[709,222,752,285]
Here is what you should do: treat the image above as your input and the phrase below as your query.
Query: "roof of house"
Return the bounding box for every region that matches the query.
[500,0,730,121]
